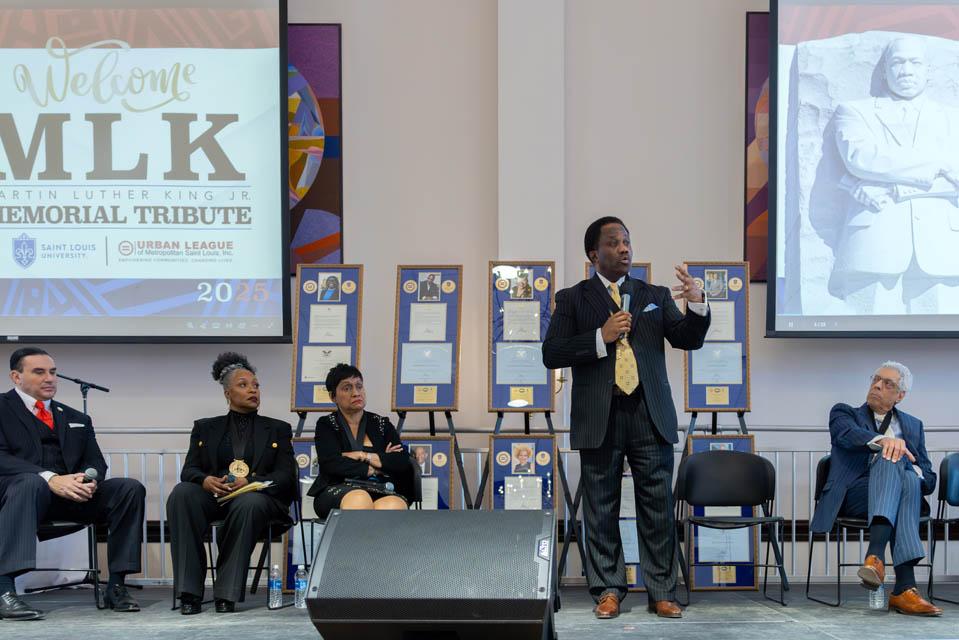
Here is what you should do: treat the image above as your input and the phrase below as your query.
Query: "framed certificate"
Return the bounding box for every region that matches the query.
[291,265,363,412]
[402,435,456,510]
[682,262,751,413]
[392,266,463,411]
[685,435,758,591]
[488,261,555,412]
[585,261,652,283]
[488,434,556,511]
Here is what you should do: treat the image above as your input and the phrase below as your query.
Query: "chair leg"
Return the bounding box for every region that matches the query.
[89,524,104,610]
[806,529,840,607]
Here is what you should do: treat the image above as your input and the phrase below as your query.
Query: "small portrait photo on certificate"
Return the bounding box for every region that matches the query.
[704,269,728,300]
[410,444,432,476]
[709,442,734,451]
[317,272,342,302]
[511,443,535,474]
[418,272,442,301]
[510,271,534,300]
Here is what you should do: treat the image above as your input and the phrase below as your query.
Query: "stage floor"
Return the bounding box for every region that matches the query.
[9,584,959,639]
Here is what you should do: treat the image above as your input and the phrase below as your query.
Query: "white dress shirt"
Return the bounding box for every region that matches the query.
[593,272,708,358]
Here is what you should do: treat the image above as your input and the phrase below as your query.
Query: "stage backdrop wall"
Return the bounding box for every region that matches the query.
[24,0,959,460]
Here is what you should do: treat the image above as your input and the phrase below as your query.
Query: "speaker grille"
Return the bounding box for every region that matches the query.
[316,511,548,601]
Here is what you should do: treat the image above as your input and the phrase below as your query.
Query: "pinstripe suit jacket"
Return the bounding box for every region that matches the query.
[542,275,710,449]
[810,403,936,533]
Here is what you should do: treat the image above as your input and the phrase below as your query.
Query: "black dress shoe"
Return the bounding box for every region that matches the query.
[0,591,44,621]
[104,585,140,612]
[214,599,235,613]
[179,595,202,615]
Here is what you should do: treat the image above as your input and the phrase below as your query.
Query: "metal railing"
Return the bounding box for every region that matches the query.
[91,434,957,587]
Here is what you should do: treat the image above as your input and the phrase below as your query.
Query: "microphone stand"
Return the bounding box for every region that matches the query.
[56,373,110,416]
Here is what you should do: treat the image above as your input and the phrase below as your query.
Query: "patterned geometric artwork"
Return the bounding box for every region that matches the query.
[288,24,342,268]
[744,12,769,282]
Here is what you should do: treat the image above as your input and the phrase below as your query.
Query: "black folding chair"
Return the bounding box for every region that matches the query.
[928,452,959,605]
[676,449,789,606]
[26,521,103,609]
[806,454,932,607]
[171,514,294,610]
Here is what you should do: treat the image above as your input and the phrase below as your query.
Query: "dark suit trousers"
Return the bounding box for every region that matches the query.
[579,392,675,602]
[167,482,288,603]
[0,472,145,577]
[838,456,925,566]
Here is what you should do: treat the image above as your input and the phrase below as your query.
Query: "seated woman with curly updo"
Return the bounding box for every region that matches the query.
[166,353,296,615]
[307,364,414,517]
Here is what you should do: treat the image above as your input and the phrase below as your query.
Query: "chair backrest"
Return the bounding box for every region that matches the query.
[676,450,775,507]
[938,452,959,507]
[814,455,831,502]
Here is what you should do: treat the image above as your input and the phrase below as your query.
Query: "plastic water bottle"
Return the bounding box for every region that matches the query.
[869,584,886,610]
[268,564,283,609]
[294,565,308,609]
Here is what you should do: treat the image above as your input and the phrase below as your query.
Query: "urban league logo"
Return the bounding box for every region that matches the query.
[118,240,134,256]
[13,233,36,269]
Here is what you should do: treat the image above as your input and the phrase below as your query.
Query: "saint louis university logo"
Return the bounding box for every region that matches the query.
[13,233,36,269]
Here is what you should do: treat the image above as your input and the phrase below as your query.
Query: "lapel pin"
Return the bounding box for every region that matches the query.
[272,442,277,448]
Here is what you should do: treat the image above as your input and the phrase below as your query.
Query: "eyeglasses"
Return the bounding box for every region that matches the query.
[870,375,901,391]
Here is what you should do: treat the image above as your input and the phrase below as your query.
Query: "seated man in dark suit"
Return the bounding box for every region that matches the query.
[0,347,145,620]
[810,361,940,616]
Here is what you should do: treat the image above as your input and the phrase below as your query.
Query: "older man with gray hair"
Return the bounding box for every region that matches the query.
[811,361,940,615]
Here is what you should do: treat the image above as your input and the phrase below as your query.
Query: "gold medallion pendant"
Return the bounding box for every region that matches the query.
[228,459,250,478]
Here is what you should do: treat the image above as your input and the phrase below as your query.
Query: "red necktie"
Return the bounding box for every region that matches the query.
[35,400,54,429]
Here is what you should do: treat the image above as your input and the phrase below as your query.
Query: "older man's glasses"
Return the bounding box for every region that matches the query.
[870,375,901,391]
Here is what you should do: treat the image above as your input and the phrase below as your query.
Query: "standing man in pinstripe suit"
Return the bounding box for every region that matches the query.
[810,362,941,616]
[543,217,710,619]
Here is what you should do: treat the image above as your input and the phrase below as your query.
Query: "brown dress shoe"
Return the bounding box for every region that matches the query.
[888,588,943,616]
[647,600,683,618]
[593,593,620,619]
[857,554,885,590]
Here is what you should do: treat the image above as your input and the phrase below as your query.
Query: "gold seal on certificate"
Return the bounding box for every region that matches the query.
[533,276,548,292]
[495,278,510,292]
[342,279,356,294]
[535,450,551,466]
[295,453,310,469]
[441,279,456,294]
[432,452,447,467]
[229,459,250,478]
[303,280,317,294]
[496,451,511,466]
[693,277,705,291]
[728,277,743,292]
[403,279,418,294]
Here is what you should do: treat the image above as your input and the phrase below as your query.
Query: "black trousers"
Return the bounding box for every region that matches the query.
[167,482,288,603]
[578,392,675,602]
[0,472,145,577]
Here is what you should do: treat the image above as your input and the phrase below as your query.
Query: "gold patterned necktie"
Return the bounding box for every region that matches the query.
[608,283,639,395]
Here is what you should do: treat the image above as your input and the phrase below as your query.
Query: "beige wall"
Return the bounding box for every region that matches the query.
[24,0,959,457]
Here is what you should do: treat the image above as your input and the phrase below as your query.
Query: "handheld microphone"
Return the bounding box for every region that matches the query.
[619,293,631,340]
[82,468,98,484]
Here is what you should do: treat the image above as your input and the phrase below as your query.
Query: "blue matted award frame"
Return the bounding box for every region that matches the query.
[402,435,456,510]
[585,261,652,283]
[391,265,463,412]
[682,262,751,414]
[487,434,556,511]
[283,437,320,592]
[488,261,555,413]
[291,264,363,412]
[685,434,758,591]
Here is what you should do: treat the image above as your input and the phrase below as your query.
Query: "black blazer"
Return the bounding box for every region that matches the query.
[307,411,414,502]
[180,414,297,505]
[0,388,107,479]
[543,275,710,448]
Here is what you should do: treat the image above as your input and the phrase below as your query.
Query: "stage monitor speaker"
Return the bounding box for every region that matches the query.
[306,509,556,640]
